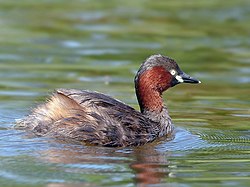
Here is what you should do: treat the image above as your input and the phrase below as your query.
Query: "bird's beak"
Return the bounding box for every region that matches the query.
[175,72,201,84]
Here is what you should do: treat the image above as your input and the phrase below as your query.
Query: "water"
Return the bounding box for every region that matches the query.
[0,0,250,186]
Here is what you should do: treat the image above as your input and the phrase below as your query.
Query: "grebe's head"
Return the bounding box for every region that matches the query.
[135,54,200,112]
[135,54,200,93]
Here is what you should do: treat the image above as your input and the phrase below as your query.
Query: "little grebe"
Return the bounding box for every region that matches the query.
[17,54,200,147]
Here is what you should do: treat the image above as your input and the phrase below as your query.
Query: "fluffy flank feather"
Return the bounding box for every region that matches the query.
[36,93,82,121]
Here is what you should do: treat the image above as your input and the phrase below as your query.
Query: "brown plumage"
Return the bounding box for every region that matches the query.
[16,54,200,147]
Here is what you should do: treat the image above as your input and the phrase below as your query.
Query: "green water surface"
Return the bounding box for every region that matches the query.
[0,0,250,186]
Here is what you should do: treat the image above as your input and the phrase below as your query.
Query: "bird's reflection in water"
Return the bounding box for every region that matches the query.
[39,139,171,187]
[131,144,171,186]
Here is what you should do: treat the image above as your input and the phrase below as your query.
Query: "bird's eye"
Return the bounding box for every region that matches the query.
[170,69,176,75]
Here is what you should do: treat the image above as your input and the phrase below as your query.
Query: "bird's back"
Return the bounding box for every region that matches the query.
[17,89,158,146]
